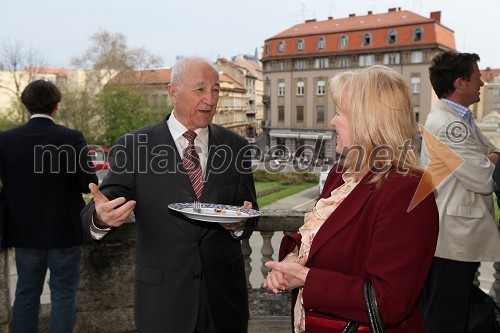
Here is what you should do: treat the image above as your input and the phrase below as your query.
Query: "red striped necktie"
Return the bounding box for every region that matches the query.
[182,130,203,199]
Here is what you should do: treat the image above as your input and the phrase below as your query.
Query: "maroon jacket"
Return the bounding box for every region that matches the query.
[279,166,439,333]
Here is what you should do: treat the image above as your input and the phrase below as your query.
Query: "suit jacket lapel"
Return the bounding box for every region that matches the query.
[308,175,375,261]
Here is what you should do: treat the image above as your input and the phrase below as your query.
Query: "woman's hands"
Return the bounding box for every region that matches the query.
[262,257,309,293]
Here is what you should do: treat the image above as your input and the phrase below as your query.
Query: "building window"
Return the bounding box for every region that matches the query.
[362,32,372,46]
[413,106,420,123]
[277,61,285,71]
[317,80,326,95]
[493,87,500,96]
[411,76,421,94]
[413,27,424,42]
[278,106,284,121]
[339,35,348,48]
[297,39,304,51]
[383,53,400,65]
[296,106,304,122]
[295,60,305,70]
[315,58,329,69]
[265,43,270,55]
[278,82,285,96]
[317,37,326,50]
[387,30,397,44]
[493,103,500,109]
[411,51,423,63]
[339,57,349,68]
[297,81,305,96]
[316,106,325,123]
[278,41,285,53]
[359,55,374,67]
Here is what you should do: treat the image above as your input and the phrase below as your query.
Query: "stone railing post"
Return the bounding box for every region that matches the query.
[260,231,275,279]
[0,248,11,333]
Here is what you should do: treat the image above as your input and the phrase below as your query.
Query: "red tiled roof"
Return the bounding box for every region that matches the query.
[109,68,242,88]
[481,68,500,83]
[109,68,172,85]
[263,8,455,58]
[219,72,245,90]
[25,66,70,74]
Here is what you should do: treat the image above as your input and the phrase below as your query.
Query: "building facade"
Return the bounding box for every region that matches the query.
[261,7,456,163]
[216,56,265,143]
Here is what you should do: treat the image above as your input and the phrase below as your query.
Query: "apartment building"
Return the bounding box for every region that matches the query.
[232,55,265,140]
[216,56,264,142]
[475,68,500,147]
[261,7,456,162]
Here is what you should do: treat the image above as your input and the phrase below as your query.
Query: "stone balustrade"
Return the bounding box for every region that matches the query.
[0,209,499,332]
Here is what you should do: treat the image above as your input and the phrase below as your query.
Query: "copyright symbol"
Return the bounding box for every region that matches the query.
[446,121,469,144]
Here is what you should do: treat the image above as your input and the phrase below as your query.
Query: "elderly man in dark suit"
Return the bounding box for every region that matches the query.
[0,79,98,333]
[81,56,258,333]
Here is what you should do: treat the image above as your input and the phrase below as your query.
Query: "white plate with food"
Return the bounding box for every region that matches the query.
[168,202,260,223]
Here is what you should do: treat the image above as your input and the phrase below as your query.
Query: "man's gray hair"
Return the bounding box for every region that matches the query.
[170,56,217,88]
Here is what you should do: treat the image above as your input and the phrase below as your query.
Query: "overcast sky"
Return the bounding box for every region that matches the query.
[1,0,499,69]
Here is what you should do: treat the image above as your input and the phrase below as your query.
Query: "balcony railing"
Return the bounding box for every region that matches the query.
[1,209,499,332]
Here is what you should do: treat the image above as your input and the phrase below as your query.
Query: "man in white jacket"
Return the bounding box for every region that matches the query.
[421,51,500,332]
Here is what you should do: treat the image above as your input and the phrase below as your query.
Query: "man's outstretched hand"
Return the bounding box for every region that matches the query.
[89,183,136,228]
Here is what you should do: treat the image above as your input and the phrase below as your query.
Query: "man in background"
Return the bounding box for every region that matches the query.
[421,51,500,332]
[0,79,98,333]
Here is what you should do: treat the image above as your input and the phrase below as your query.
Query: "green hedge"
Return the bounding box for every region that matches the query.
[253,169,319,184]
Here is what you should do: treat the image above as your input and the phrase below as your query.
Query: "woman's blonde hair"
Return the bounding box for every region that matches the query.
[329,65,422,186]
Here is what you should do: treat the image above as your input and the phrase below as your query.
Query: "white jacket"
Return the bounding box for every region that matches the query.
[421,100,500,262]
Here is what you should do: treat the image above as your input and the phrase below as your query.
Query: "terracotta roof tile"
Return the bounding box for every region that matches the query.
[109,68,172,85]
[481,68,500,83]
[109,68,241,87]
[263,8,455,58]
[24,66,70,74]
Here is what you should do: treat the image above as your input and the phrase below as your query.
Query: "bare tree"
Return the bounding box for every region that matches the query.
[0,40,47,123]
[56,30,165,144]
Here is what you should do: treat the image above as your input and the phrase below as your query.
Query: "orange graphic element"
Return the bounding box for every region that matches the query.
[408,125,464,211]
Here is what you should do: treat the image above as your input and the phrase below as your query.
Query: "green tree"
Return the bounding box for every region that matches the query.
[97,86,166,145]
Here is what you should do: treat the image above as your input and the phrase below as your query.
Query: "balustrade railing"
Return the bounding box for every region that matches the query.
[0,209,499,332]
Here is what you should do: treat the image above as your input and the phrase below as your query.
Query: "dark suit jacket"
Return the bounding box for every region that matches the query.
[0,117,97,248]
[81,116,258,333]
[279,166,439,333]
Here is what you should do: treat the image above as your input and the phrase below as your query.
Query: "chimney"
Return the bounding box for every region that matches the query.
[349,13,356,17]
[388,7,397,12]
[367,11,373,15]
[430,11,441,23]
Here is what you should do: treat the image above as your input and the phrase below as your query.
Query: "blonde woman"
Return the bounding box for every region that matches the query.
[263,65,439,333]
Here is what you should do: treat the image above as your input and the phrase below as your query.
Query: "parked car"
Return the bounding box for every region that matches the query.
[88,145,110,171]
[318,170,330,196]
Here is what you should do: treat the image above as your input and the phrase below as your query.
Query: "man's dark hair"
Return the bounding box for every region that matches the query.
[21,79,62,115]
[429,51,480,99]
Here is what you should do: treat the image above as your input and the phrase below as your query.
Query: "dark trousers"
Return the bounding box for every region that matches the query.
[421,257,479,333]
[12,246,82,333]
[194,279,216,333]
